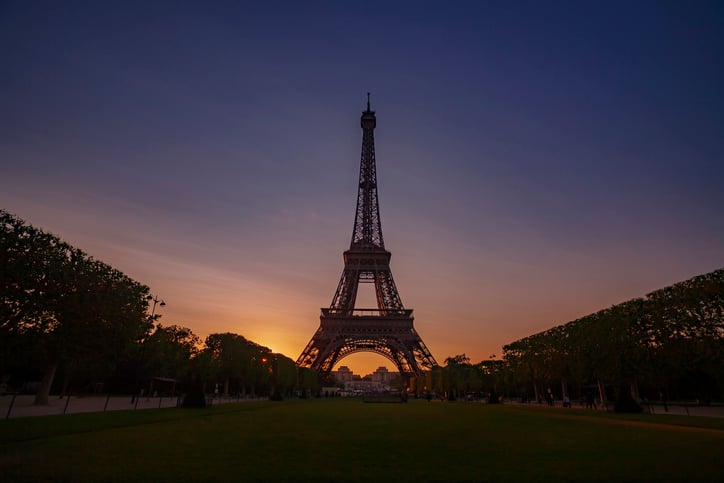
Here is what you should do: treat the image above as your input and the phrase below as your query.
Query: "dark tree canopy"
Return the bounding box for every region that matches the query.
[143,324,200,381]
[1,209,152,403]
[502,268,724,407]
[409,269,723,408]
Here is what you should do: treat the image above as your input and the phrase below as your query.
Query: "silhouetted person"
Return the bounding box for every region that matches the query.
[585,391,596,409]
[660,390,668,412]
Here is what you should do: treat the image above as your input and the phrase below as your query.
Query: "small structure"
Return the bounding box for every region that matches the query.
[321,386,340,397]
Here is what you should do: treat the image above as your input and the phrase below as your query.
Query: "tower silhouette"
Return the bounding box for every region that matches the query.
[297,95,438,380]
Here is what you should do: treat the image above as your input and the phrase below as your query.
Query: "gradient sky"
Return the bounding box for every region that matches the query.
[2,1,723,375]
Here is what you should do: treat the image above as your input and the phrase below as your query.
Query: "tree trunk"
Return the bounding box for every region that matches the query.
[34,361,58,405]
[560,379,568,398]
[629,376,640,401]
[597,379,606,407]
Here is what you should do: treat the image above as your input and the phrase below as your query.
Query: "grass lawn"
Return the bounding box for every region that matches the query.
[1,398,723,482]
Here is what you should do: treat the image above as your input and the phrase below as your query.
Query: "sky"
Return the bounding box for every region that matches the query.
[2,0,723,376]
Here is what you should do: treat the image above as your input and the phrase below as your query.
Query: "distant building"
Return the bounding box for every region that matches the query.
[371,366,391,384]
[334,366,354,383]
[334,365,400,389]
[343,380,386,393]
[321,386,340,397]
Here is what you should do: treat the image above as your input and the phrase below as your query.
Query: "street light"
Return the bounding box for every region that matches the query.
[132,294,166,407]
[146,294,166,320]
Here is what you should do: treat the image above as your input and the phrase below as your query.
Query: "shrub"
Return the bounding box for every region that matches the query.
[613,389,643,413]
[181,375,206,408]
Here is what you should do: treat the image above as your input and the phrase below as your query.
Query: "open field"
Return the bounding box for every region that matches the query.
[1,399,723,482]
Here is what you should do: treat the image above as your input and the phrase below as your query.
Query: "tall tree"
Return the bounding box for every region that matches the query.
[201,332,271,396]
[143,324,200,383]
[1,210,151,404]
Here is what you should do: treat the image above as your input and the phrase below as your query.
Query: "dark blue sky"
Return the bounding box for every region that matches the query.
[2,0,723,373]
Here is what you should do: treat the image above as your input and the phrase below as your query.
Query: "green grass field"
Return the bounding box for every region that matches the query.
[1,399,723,482]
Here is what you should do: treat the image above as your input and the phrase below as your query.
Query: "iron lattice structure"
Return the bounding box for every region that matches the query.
[297,97,438,380]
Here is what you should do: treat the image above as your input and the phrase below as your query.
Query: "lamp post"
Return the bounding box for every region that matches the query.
[147,294,166,321]
[489,354,499,403]
[132,294,166,407]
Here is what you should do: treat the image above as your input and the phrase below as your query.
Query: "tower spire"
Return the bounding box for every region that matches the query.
[353,94,382,248]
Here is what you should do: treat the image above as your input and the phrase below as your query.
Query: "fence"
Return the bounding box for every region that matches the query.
[1,393,261,419]
[503,397,724,417]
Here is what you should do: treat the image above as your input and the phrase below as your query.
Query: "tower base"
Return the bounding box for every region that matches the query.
[296,309,437,378]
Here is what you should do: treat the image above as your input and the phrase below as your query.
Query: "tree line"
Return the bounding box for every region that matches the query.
[0,209,319,404]
[500,268,724,407]
[408,354,503,402]
[408,269,723,409]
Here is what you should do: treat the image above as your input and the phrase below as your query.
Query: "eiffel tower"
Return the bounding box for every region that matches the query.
[297,95,438,381]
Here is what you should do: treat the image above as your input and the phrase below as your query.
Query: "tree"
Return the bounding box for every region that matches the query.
[269,354,297,400]
[1,210,151,404]
[646,269,724,401]
[200,332,272,396]
[442,354,473,400]
[297,367,320,397]
[143,324,200,380]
